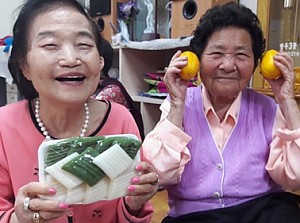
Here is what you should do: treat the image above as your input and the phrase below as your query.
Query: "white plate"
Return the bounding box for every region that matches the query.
[38,134,141,204]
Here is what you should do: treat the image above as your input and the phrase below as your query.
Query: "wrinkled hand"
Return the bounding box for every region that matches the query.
[265,51,295,103]
[164,50,190,105]
[124,162,159,216]
[14,182,68,223]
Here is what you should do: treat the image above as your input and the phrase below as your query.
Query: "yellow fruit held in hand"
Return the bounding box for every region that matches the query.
[260,49,281,79]
[179,51,200,80]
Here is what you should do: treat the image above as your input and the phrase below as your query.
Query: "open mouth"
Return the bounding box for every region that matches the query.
[55,76,86,82]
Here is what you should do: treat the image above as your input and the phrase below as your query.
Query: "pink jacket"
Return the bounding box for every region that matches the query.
[0,100,153,223]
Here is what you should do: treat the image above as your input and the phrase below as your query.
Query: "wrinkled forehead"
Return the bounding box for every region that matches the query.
[30,4,86,27]
[27,6,92,40]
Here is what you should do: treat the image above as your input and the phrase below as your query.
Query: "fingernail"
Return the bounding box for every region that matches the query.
[135,164,142,171]
[131,177,139,183]
[48,188,57,194]
[128,185,135,192]
[59,202,69,209]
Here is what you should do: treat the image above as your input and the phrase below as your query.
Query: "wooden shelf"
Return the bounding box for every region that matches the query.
[115,45,189,135]
[132,95,164,105]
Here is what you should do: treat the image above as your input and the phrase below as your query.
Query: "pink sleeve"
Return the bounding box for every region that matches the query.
[0,209,14,223]
[117,199,153,223]
[266,108,300,191]
[141,101,192,185]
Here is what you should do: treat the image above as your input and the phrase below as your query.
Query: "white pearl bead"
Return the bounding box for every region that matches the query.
[34,99,89,140]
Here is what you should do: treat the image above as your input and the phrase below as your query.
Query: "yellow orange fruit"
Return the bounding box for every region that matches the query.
[179,51,200,80]
[260,49,281,79]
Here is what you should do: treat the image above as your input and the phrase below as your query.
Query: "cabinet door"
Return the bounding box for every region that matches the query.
[252,0,300,97]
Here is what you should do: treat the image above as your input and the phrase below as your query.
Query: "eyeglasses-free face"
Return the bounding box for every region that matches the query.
[22,7,104,104]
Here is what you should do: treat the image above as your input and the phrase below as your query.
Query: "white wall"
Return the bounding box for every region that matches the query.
[0,0,23,37]
[240,0,258,14]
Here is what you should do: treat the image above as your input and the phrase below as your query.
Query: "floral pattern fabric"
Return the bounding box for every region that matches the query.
[95,85,129,108]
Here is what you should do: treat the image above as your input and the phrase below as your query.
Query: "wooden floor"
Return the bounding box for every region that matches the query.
[150,189,169,223]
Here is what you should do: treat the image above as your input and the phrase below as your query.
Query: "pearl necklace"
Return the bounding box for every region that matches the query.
[34,99,89,140]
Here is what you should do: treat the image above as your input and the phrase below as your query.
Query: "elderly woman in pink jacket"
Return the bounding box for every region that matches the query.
[142,2,300,223]
[0,0,159,222]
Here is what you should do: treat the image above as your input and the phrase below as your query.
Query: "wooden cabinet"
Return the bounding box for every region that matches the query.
[114,45,188,135]
[252,0,300,105]
[171,0,238,38]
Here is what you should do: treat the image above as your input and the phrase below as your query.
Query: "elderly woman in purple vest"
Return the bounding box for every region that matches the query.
[142,2,300,223]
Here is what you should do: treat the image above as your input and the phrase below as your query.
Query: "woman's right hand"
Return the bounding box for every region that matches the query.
[164,50,190,104]
[164,50,189,127]
[13,182,69,223]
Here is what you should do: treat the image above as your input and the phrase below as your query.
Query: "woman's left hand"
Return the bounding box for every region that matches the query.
[266,51,295,103]
[124,161,159,216]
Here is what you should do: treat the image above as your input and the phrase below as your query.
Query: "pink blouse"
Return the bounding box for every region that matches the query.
[0,100,153,223]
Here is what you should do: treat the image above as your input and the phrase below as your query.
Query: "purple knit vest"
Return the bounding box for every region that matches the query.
[166,86,283,217]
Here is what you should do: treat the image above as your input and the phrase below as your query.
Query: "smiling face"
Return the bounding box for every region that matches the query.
[22,6,103,104]
[200,27,255,101]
